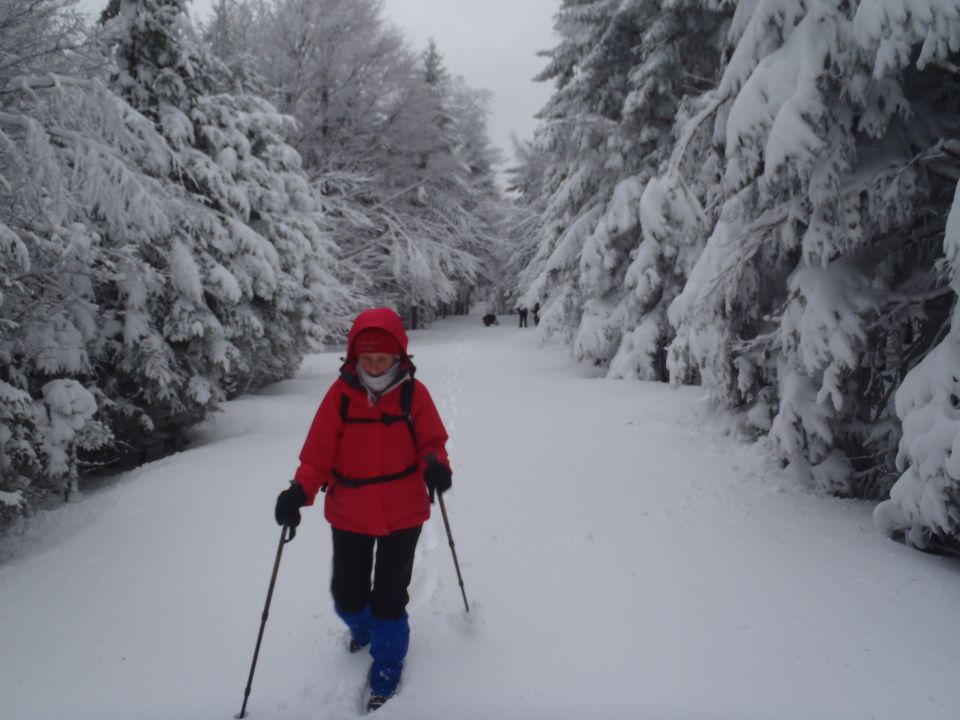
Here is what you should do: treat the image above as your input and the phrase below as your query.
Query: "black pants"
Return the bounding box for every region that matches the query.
[331,525,422,619]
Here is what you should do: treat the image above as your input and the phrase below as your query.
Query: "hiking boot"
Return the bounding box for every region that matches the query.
[366,694,390,712]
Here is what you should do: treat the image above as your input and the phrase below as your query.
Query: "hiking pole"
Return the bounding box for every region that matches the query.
[437,492,470,613]
[236,524,296,719]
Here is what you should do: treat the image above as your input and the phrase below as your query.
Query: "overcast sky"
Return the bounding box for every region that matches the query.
[78,0,559,169]
[379,0,558,166]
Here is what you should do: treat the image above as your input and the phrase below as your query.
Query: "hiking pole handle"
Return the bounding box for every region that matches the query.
[237,524,294,719]
[437,492,470,613]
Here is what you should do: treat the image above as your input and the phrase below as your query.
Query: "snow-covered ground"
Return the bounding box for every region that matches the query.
[1,316,959,720]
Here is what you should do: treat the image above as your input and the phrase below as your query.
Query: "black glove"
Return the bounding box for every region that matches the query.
[424,455,452,503]
[275,482,308,527]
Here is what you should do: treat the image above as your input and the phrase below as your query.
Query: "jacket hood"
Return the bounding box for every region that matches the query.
[345,308,410,365]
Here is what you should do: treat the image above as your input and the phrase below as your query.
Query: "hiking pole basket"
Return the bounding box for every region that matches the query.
[236,524,295,719]
[437,492,470,613]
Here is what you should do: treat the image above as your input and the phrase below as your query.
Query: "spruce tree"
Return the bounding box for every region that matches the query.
[520,0,731,378]
[666,0,960,505]
[0,1,180,516]
[105,0,350,391]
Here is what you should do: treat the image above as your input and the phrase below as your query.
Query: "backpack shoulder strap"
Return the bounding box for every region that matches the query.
[400,380,417,447]
[400,379,414,414]
[339,380,416,436]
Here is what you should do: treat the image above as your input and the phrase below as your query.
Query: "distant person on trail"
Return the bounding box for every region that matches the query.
[518,306,528,328]
[274,307,452,712]
[482,313,499,326]
[532,302,540,326]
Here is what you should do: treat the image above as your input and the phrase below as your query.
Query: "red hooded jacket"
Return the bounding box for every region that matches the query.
[294,308,450,535]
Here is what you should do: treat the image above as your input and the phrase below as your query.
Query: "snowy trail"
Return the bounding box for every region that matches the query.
[1,317,960,720]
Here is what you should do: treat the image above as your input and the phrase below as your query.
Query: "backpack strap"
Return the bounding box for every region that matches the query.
[399,379,417,446]
[339,380,417,445]
[330,379,418,491]
[331,463,419,489]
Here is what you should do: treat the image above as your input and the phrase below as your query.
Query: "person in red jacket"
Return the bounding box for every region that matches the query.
[274,307,452,711]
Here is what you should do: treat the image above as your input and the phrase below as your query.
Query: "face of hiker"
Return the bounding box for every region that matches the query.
[359,353,398,377]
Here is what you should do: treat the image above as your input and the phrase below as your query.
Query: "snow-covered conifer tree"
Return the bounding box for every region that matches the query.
[520,0,629,348]
[0,1,181,520]
[517,0,960,525]
[666,0,960,502]
[858,0,960,545]
[102,0,352,400]
[200,0,263,91]
[502,138,552,311]
[520,0,730,378]
[0,0,355,533]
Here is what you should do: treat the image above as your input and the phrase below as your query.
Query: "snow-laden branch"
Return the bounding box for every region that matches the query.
[666,92,728,178]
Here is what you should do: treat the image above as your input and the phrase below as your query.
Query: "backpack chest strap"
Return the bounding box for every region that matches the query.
[339,381,417,442]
